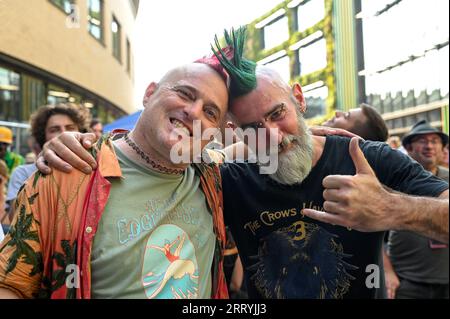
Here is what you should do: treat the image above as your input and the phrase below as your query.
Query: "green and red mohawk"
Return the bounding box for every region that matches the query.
[211,26,257,98]
[195,26,257,98]
[194,47,233,86]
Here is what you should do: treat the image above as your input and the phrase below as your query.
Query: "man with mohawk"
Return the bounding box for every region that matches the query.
[14,28,449,299]
[212,40,448,299]
[0,28,256,299]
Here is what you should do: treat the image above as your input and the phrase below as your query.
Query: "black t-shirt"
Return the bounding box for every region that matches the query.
[220,136,448,299]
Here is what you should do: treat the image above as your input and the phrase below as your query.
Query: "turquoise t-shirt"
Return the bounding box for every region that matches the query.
[91,143,216,299]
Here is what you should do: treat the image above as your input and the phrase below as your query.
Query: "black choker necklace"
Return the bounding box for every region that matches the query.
[123,133,184,175]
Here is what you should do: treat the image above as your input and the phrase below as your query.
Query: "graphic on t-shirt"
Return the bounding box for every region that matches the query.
[141,224,199,299]
[248,222,357,298]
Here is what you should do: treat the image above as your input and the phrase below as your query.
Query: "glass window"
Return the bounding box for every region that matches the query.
[297,0,325,32]
[49,0,74,14]
[106,108,115,124]
[437,45,449,97]
[298,38,327,75]
[47,84,70,105]
[88,0,103,41]
[68,92,83,103]
[97,103,108,123]
[126,38,131,74]
[265,55,291,84]
[361,0,395,16]
[303,84,328,118]
[82,100,95,110]
[0,66,21,122]
[263,16,289,49]
[362,0,449,101]
[112,16,121,62]
[89,105,98,118]
[21,74,46,122]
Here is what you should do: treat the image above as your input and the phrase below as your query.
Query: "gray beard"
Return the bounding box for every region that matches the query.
[268,116,314,185]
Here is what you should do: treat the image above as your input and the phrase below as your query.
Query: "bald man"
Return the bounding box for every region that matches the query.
[0,63,231,299]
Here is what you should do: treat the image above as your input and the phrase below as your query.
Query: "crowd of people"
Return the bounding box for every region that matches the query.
[0,27,448,299]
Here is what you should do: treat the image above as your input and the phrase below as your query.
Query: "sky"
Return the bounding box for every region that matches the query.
[131,0,449,109]
[132,0,282,107]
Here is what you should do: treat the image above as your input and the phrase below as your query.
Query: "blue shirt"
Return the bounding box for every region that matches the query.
[6,163,37,202]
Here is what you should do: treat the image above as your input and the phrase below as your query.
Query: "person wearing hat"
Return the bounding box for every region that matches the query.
[402,120,449,176]
[384,120,449,299]
[0,126,24,176]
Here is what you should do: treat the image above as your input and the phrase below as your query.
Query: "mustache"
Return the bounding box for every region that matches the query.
[266,134,298,154]
[278,135,297,152]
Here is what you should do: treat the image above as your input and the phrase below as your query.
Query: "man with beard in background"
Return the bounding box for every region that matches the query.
[219,66,448,298]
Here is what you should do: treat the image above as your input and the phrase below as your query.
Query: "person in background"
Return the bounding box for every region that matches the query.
[388,136,401,149]
[24,136,42,164]
[385,120,449,299]
[3,104,90,232]
[25,153,36,165]
[439,144,449,168]
[322,103,389,142]
[387,135,407,154]
[89,118,103,139]
[0,127,24,176]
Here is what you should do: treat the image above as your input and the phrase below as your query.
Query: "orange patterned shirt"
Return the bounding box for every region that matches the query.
[0,135,228,299]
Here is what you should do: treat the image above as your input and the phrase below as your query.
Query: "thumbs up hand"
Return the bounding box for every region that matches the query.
[303,137,392,232]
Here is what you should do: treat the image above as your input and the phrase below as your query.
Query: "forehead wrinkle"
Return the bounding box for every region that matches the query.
[159,63,222,85]
[168,69,228,114]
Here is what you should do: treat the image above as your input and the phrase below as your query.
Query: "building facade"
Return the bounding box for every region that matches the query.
[244,0,449,137]
[0,0,139,154]
[360,0,448,137]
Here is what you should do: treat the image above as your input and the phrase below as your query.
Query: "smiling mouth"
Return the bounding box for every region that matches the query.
[170,118,192,137]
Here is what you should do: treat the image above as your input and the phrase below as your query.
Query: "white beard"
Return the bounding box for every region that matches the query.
[268,115,314,185]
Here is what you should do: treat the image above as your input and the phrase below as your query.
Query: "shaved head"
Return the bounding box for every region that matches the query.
[158,63,228,91]
[134,62,230,167]
[230,67,289,110]
[254,67,290,93]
